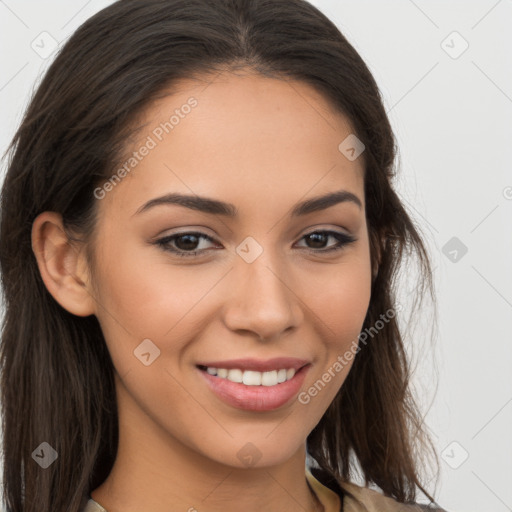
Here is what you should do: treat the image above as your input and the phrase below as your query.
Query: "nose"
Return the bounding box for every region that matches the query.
[222,252,303,342]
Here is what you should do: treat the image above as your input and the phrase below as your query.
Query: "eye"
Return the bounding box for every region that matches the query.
[154,231,219,257]
[154,229,357,258]
[295,230,357,254]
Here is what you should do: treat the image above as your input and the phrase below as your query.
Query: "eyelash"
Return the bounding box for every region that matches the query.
[154,230,357,258]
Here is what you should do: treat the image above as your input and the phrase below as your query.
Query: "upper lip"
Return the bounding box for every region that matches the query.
[196,357,310,372]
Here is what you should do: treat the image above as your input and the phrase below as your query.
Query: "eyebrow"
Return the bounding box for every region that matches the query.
[133,189,362,218]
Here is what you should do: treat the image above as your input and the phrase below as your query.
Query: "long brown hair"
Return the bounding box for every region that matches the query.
[0,0,439,510]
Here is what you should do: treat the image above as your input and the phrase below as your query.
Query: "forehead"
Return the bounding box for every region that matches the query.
[103,70,365,217]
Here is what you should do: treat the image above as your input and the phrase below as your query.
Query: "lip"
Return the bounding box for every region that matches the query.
[195,357,310,372]
[197,361,311,412]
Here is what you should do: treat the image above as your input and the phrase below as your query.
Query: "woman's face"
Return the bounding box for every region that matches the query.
[89,70,372,468]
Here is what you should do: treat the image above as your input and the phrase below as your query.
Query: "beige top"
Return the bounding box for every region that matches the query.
[305,468,439,512]
[84,469,442,512]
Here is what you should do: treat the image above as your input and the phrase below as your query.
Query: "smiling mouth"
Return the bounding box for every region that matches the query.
[196,361,311,411]
[197,365,300,386]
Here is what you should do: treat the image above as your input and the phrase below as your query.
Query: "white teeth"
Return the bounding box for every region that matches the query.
[227,368,243,383]
[242,371,261,386]
[217,368,228,378]
[203,366,298,386]
[261,370,278,386]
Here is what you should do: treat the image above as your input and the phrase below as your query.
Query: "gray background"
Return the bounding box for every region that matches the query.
[1,1,511,511]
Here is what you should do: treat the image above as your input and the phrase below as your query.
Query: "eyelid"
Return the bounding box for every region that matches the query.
[301,225,352,237]
[152,225,218,240]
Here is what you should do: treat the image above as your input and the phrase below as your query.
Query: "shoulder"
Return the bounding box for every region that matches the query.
[339,480,446,512]
[83,498,107,512]
[309,467,446,512]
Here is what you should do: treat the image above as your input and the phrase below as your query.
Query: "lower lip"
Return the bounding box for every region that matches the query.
[198,365,311,412]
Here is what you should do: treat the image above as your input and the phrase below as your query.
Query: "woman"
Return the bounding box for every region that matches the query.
[0,1,444,511]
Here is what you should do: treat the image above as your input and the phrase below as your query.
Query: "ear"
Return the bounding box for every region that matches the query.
[31,211,96,317]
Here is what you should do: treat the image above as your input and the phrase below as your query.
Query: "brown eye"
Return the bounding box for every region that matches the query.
[296,230,357,253]
[304,232,329,249]
[173,234,201,251]
[155,232,218,257]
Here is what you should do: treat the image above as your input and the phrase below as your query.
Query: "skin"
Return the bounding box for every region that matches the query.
[32,69,373,512]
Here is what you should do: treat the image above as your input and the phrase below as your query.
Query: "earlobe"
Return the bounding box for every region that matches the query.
[31,211,96,317]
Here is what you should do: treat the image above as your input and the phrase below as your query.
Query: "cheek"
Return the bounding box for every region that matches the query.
[93,238,204,333]
[91,237,229,376]
[298,265,370,414]
[310,256,372,344]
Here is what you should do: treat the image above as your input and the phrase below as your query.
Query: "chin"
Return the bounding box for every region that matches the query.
[194,432,306,470]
